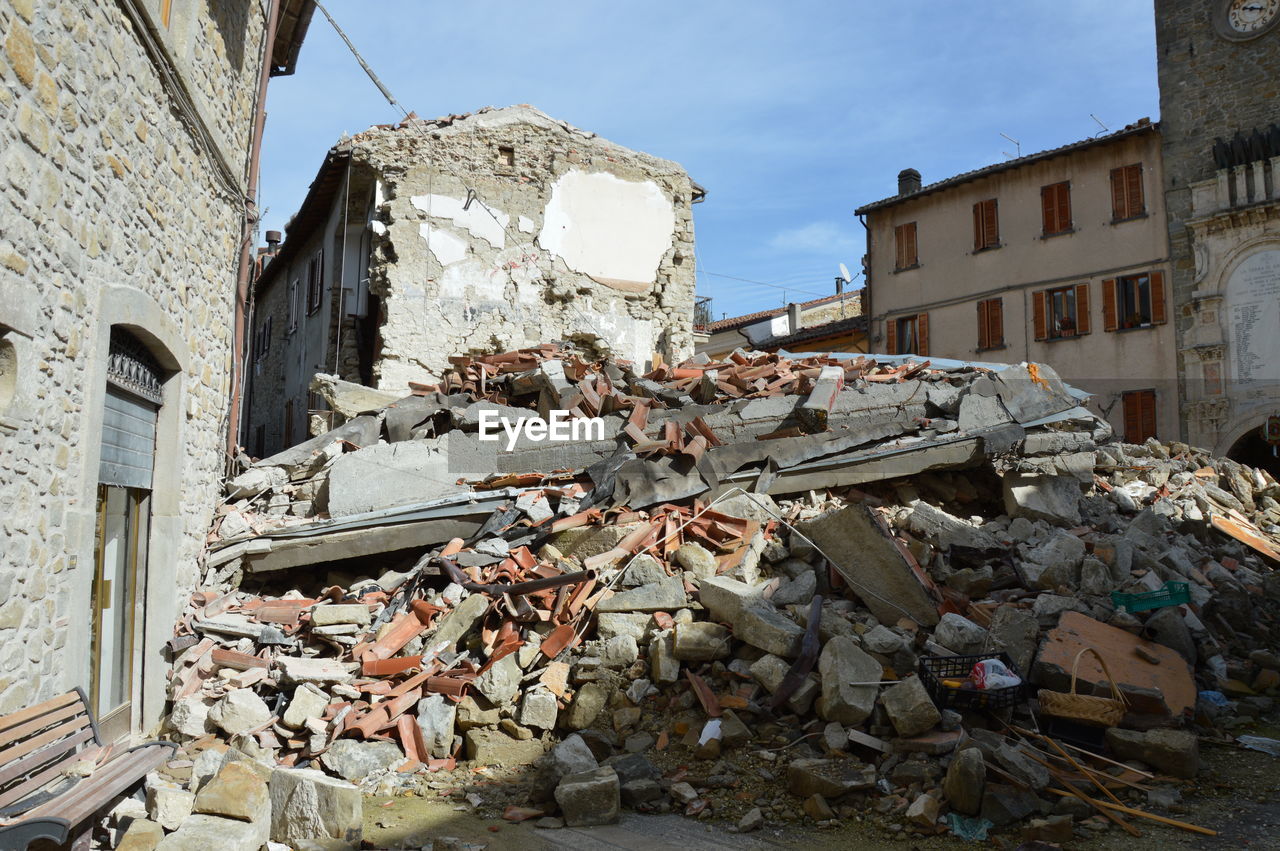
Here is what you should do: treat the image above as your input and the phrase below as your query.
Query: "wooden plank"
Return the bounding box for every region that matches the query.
[30,745,170,827]
[0,727,94,789]
[0,693,80,739]
[0,717,90,770]
[1044,788,1216,836]
[0,702,86,753]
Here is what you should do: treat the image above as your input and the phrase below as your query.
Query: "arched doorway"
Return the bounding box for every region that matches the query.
[1226,423,1280,478]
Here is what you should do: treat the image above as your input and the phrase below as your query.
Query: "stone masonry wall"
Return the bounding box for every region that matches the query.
[0,0,265,715]
[353,106,699,389]
[1155,0,1280,391]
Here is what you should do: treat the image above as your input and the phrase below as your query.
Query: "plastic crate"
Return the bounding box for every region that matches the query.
[918,652,1025,712]
[1110,581,1190,614]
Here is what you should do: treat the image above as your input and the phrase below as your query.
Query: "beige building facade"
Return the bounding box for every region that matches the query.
[0,0,310,736]
[857,122,1178,443]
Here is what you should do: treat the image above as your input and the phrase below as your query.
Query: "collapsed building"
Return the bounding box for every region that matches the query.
[133,344,1280,848]
[244,106,705,457]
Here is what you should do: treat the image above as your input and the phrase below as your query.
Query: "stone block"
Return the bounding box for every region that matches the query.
[881,676,941,738]
[464,729,547,765]
[146,784,194,832]
[416,694,457,757]
[319,739,402,782]
[816,636,881,725]
[193,761,270,823]
[596,577,686,613]
[554,766,620,827]
[282,683,329,729]
[671,621,731,662]
[269,767,362,847]
[154,814,268,851]
[310,604,370,627]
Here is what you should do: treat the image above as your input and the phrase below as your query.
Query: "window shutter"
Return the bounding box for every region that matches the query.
[1056,183,1071,232]
[1150,270,1167,324]
[1102,278,1118,331]
[907,223,917,266]
[973,203,983,251]
[916,312,929,356]
[1126,165,1144,216]
[1033,291,1048,341]
[1140,390,1157,441]
[1123,392,1140,442]
[1041,186,1055,235]
[989,297,1004,347]
[885,318,897,355]
[1074,283,1090,334]
[984,200,999,248]
[1110,168,1126,220]
[895,225,906,270]
[977,301,989,349]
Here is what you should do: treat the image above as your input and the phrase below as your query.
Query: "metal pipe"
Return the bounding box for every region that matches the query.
[438,557,597,596]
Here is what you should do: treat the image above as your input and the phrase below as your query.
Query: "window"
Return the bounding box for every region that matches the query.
[306,250,324,314]
[972,198,999,251]
[1122,390,1157,443]
[1033,283,1090,340]
[894,222,918,270]
[977,298,1004,349]
[498,145,515,168]
[1041,182,1072,236]
[885,312,929,355]
[254,315,272,361]
[1103,271,1166,331]
[1110,164,1145,220]
[287,279,300,332]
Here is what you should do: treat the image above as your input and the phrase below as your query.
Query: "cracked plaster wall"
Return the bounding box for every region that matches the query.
[353,106,698,389]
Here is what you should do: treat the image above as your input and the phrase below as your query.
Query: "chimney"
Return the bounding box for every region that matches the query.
[265,230,283,254]
[897,168,922,195]
[787,302,802,334]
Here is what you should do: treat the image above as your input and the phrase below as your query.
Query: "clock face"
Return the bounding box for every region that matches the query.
[1228,0,1280,33]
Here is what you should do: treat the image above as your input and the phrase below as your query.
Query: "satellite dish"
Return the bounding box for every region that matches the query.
[838,263,853,283]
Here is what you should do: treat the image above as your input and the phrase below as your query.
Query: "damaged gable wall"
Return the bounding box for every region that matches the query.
[355,106,699,389]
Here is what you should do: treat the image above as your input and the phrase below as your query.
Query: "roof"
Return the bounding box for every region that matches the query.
[270,0,315,77]
[704,290,860,333]
[854,119,1158,215]
[760,315,867,350]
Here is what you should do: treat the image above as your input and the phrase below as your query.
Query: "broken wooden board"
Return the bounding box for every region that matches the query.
[1034,611,1195,718]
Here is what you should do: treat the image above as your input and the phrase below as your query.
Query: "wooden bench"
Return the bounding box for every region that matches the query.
[0,688,175,850]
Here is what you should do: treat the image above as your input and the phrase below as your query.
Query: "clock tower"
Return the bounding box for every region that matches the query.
[1156,0,1280,471]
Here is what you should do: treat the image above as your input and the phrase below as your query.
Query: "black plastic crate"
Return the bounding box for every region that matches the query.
[917,652,1025,712]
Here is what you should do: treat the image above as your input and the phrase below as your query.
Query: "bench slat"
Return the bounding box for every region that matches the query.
[0,717,90,802]
[0,694,80,740]
[0,753,77,814]
[27,745,171,827]
[0,702,88,753]
[0,727,94,792]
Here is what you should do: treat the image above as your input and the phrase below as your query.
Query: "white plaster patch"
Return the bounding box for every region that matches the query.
[410,194,509,249]
[571,309,656,366]
[518,216,535,234]
[421,224,468,267]
[538,170,674,286]
[438,259,508,302]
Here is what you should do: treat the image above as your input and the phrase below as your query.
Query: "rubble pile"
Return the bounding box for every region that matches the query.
[151,346,1280,847]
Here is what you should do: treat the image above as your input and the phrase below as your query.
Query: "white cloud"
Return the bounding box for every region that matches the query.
[768,221,858,255]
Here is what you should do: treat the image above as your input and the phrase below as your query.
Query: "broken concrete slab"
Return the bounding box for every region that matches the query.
[597,577,687,613]
[268,767,362,847]
[797,504,939,627]
[1104,727,1199,779]
[1002,472,1081,526]
[325,436,476,517]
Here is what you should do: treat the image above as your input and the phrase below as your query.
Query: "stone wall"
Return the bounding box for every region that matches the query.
[1155,0,1280,444]
[356,106,699,389]
[0,0,267,728]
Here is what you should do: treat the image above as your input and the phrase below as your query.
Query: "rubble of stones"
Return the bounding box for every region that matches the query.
[149,345,1280,848]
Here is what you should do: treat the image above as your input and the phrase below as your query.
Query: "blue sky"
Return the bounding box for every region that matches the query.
[259,1,1159,319]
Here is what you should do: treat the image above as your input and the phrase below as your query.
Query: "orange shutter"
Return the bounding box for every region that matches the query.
[1056,183,1071,232]
[906,222,917,266]
[895,225,905,270]
[1126,165,1144,216]
[1150,270,1166,324]
[1102,278,1118,331]
[977,301,989,349]
[1041,186,1055,235]
[1075,283,1091,334]
[1123,392,1141,442]
[916,313,929,356]
[989,297,1004,347]
[1140,391,1157,441]
[1033,291,1048,341]
[1110,168,1126,220]
[983,200,999,248]
[885,318,897,354]
[973,203,983,251]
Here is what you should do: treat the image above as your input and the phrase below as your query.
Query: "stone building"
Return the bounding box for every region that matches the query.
[856,121,1179,443]
[0,0,312,737]
[245,105,704,456]
[694,289,866,360]
[1156,0,1280,469]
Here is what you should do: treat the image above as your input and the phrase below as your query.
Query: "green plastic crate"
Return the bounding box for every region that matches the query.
[1110,581,1190,614]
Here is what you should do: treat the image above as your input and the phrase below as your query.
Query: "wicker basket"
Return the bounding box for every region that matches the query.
[1037,647,1128,727]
